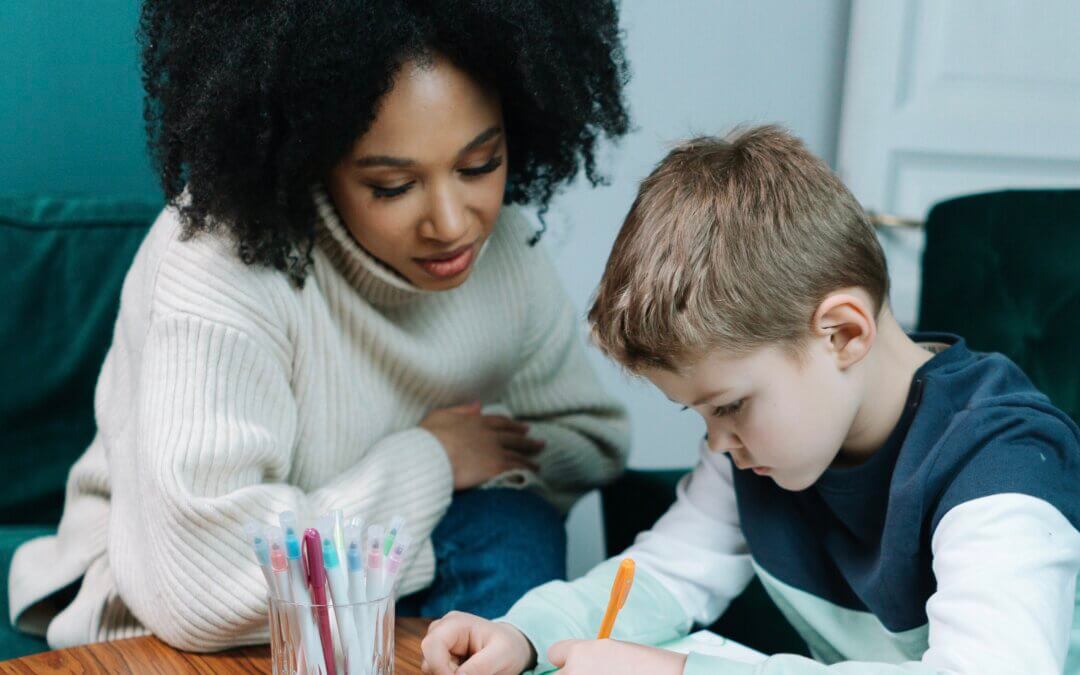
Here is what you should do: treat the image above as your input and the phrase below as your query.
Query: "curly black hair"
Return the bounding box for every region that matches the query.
[138,0,631,283]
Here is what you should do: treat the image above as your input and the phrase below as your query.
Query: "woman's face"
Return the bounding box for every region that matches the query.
[326,56,507,291]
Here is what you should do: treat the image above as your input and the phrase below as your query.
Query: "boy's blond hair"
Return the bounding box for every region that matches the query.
[588,124,889,372]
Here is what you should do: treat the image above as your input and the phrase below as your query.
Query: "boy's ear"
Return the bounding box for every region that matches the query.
[811,289,876,369]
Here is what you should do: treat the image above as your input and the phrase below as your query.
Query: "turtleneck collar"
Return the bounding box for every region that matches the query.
[311,186,433,308]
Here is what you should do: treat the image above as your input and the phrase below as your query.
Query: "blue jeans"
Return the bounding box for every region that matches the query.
[396,488,566,619]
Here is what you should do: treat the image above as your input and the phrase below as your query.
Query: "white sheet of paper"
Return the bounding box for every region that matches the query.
[659,630,768,665]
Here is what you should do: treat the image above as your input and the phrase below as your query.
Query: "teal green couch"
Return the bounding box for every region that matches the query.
[1,1,161,659]
[601,189,1080,657]
[1,197,160,658]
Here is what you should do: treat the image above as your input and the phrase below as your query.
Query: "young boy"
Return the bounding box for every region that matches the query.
[419,126,1080,674]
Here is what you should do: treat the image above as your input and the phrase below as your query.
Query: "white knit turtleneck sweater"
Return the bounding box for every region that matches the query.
[8,194,628,652]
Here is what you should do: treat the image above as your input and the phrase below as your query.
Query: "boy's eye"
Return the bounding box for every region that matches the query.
[369,182,414,199]
[712,399,745,418]
[459,155,503,177]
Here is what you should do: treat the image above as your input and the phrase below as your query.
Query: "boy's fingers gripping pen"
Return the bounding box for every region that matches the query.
[597,558,635,640]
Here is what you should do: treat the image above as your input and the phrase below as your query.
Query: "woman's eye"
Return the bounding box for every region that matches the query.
[459,155,504,177]
[713,399,745,418]
[370,182,414,199]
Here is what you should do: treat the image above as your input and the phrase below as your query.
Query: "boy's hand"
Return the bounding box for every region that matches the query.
[421,611,537,675]
[548,639,688,675]
[420,402,545,490]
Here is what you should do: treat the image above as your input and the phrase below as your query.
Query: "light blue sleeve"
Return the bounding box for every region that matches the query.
[498,557,693,673]
[683,653,947,675]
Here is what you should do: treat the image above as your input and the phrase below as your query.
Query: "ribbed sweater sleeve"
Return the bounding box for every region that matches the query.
[499,238,629,513]
[112,312,452,651]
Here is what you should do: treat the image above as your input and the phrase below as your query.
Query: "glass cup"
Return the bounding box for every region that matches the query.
[269,594,394,675]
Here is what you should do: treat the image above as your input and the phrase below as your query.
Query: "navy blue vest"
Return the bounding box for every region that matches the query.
[733,334,1080,632]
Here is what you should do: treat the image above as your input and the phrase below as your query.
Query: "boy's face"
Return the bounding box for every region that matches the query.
[645,340,862,491]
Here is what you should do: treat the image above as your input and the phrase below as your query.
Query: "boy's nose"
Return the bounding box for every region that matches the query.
[705,428,740,453]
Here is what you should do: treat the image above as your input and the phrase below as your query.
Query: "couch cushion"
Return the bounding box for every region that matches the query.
[918,189,1080,424]
[0,196,159,525]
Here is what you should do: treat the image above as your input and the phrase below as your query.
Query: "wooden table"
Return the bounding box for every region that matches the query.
[0,617,432,674]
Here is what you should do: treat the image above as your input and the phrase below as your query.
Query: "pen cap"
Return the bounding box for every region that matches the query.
[244,522,271,566]
[267,527,289,573]
[318,517,340,568]
[278,511,303,559]
[344,525,364,572]
[330,509,346,554]
[385,532,412,575]
[303,528,327,587]
[383,514,405,555]
[366,525,385,569]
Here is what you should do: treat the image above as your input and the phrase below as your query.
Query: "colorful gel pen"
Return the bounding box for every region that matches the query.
[365,525,385,599]
[319,519,364,675]
[382,532,411,594]
[344,525,370,673]
[382,515,405,557]
[304,527,337,675]
[268,527,302,662]
[597,558,636,640]
[330,509,347,567]
[344,525,367,604]
[244,522,277,599]
[280,512,328,675]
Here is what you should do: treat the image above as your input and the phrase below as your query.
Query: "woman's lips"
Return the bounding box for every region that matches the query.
[415,244,475,279]
[752,466,771,475]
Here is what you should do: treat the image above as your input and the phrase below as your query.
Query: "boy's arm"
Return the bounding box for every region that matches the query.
[680,493,1080,674]
[500,443,756,671]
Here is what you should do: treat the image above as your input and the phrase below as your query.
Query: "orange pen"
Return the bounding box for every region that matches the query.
[596,558,635,639]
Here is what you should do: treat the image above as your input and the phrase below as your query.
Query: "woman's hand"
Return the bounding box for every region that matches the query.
[548,638,688,675]
[421,611,537,675]
[420,402,545,491]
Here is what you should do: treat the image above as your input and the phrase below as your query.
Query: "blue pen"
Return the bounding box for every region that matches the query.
[320,518,365,675]
[244,522,278,600]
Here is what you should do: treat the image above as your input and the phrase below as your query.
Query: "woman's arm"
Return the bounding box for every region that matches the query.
[496,233,630,512]
[114,312,454,651]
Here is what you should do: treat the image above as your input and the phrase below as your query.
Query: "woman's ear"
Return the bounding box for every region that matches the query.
[811,288,877,369]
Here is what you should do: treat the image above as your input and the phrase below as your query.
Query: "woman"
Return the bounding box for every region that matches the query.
[9,0,630,651]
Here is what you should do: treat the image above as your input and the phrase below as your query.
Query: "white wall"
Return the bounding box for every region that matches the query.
[530,0,853,578]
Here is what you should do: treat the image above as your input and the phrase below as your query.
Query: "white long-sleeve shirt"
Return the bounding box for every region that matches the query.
[9,195,628,652]
[503,337,1080,674]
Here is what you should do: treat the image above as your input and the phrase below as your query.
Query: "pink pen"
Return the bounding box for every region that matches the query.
[304,528,337,675]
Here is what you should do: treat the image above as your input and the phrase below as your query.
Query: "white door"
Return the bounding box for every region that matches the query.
[837,0,1080,328]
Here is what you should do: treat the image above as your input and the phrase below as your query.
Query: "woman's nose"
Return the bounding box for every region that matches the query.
[420,181,469,243]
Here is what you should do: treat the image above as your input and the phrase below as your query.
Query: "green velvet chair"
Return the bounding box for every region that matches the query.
[0,197,159,658]
[1,1,160,658]
[600,188,1080,657]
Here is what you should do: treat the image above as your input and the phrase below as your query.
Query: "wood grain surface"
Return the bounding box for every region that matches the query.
[0,617,432,674]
